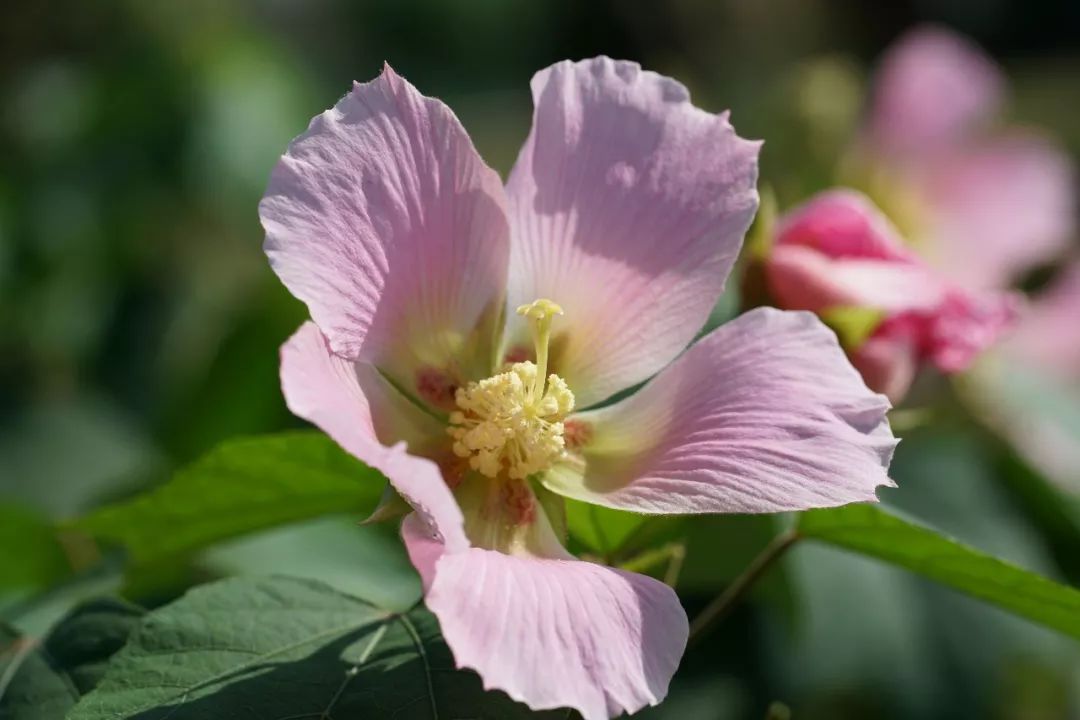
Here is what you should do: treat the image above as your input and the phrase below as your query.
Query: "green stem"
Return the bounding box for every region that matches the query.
[618,542,686,588]
[687,529,800,645]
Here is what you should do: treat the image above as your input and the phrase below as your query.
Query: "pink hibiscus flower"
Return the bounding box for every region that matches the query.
[765,190,1016,402]
[853,26,1078,481]
[856,25,1075,294]
[260,58,896,719]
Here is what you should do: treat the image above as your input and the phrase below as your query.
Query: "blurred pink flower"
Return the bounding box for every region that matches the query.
[857,25,1075,293]
[859,26,1079,487]
[260,59,896,719]
[1006,262,1080,379]
[765,190,1016,402]
[970,262,1080,492]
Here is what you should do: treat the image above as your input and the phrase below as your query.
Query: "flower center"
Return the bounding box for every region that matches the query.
[448,299,575,479]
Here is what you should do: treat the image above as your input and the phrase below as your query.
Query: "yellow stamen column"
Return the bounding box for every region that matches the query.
[448,299,575,480]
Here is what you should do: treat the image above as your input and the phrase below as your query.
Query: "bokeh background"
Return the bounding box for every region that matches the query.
[2,1,1079,718]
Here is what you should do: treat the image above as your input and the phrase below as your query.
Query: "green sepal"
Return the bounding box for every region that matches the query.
[819,305,886,350]
[361,481,411,525]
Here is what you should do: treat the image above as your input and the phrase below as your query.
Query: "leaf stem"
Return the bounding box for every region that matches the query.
[687,529,800,645]
[617,542,686,588]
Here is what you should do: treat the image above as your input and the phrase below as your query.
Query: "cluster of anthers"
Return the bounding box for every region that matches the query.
[448,299,575,480]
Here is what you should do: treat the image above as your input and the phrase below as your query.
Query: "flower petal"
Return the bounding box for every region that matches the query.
[280,321,467,552]
[505,56,760,407]
[914,291,1018,373]
[402,515,687,720]
[774,189,913,262]
[924,133,1076,291]
[766,190,1016,380]
[767,244,946,314]
[543,308,897,513]
[868,25,1003,156]
[262,64,510,400]
[768,190,947,312]
[1006,262,1080,377]
[850,334,918,403]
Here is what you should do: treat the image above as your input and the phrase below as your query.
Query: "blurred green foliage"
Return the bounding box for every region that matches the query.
[2,1,1079,718]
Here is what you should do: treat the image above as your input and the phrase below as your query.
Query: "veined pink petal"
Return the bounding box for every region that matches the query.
[262,64,510,402]
[924,133,1076,292]
[280,322,467,552]
[505,56,760,408]
[402,514,687,720]
[867,25,1003,157]
[285,326,688,718]
[543,308,896,514]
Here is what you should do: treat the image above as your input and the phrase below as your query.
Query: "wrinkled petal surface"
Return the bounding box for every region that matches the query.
[924,133,1076,292]
[868,25,1002,157]
[505,56,760,407]
[402,515,687,720]
[280,322,467,552]
[543,308,896,514]
[262,64,510,399]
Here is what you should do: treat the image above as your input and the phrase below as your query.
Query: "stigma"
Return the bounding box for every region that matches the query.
[448,299,575,479]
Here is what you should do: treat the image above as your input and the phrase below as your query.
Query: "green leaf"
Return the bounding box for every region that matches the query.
[798,503,1080,640]
[69,576,568,719]
[0,505,70,592]
[0,599,143,719]
[201,516,422,612]
[566,500,649,557]
[73,432,384,569]
[995,444,1080,583]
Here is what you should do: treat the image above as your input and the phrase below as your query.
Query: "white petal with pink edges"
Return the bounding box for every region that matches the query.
[262,64,510,391]
[505,56,760,408]
[544,308,897,513]
[402,515,688,720]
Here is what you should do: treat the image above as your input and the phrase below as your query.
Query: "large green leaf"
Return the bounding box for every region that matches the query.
[798,504,1080,640]
[201,516,422,612]
[69,576,568,719]
[0,599,144,719]
[994,441,1080,584]
[0,505,70,592]
[565,500,651,557]
[74,432,384,568]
